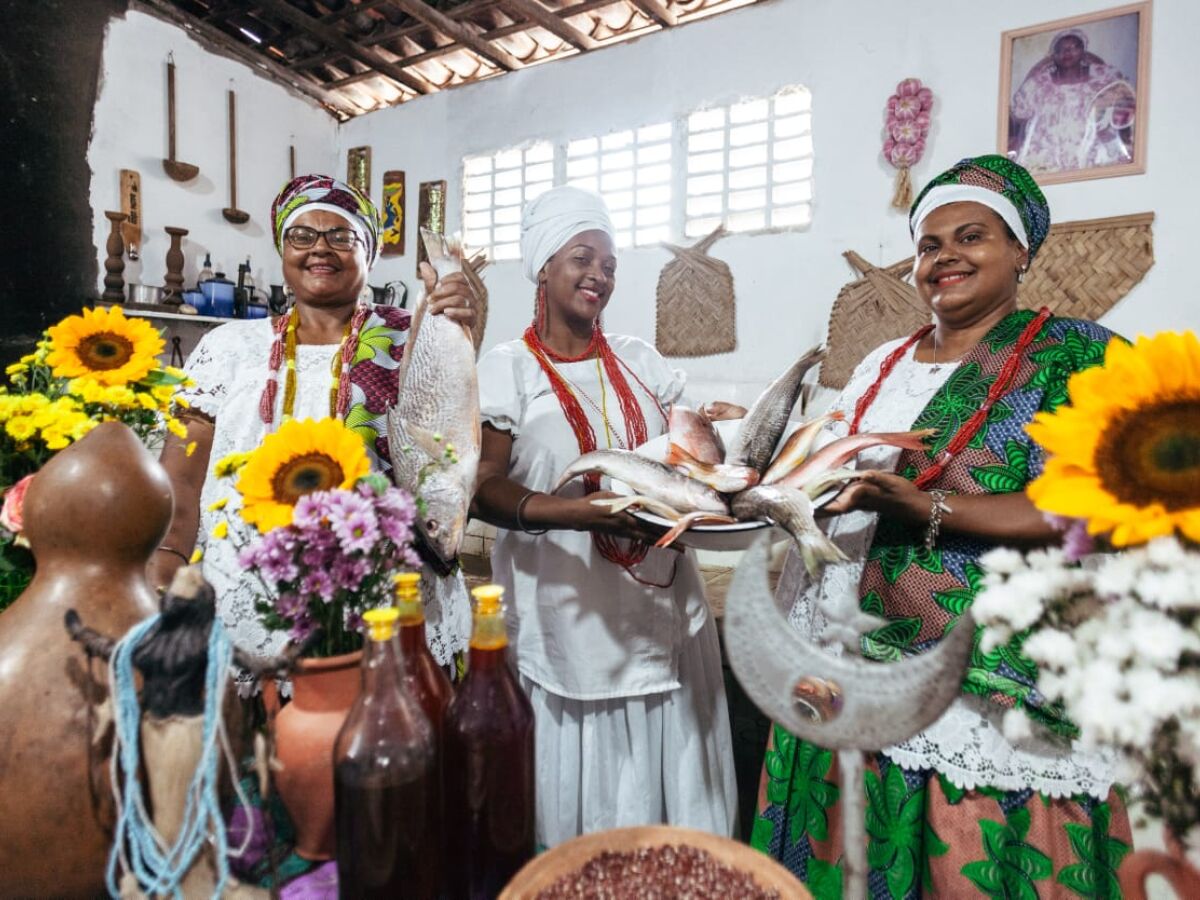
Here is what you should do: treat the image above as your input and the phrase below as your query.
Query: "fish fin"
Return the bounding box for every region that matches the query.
[654,511,736,548]
[829,410,846,421]
[799,531,848,577]
[665,442,700,469]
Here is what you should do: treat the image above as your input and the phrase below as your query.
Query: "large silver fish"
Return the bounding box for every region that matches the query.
[726,345,825,473]
[731,483,845,575]
[553,449,729,515]
[387,232,481,574]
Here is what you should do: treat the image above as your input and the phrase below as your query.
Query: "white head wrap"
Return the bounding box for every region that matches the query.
[520,186,614,283]
[910,185,1030,250]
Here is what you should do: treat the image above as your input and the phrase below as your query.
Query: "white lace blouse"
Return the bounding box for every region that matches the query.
[182,319,471,669]
[778,337,1115,799]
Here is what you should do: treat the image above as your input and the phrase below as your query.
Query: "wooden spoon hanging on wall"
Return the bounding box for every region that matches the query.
[222,89,250,224]
[161,54,199,182]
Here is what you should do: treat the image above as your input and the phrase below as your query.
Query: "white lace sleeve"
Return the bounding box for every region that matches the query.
[180,324,239,419]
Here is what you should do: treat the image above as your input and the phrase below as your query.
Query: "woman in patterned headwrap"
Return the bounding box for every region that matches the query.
[751,156,1132,898]
[149,175,478,679]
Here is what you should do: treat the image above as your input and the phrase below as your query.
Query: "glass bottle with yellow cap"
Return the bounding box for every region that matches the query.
[393,572,454,738]
[443,584,535,899]
[333,607,438,898]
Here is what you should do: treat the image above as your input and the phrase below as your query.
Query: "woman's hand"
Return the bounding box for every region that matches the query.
[572,491,672,544]
[419,261,478,330]
[702,401,747,421]
[819,470,927,524]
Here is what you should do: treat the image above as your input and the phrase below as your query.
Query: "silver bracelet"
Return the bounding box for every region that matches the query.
[924,489,953,551]
[515,490,548,535]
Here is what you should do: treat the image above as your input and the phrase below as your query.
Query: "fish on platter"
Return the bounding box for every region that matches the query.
[775,429,935,492]
[553,449,729,516]
[731,484,846,576]
[760,411,845,485]
[387,232,481,575]
[665,442,759,494]
[726,345,825,474]
[667,404,725,466]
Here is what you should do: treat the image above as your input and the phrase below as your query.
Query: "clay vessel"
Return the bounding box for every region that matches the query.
[1119,825,1200,899]
[266,650,362,860]
[0,422,171,896]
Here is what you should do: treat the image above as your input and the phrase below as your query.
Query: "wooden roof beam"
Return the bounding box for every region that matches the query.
[136,0,360,119]
[388,0,522,71]
[501,0,598,50]
[626,0,677,27]
[253,0,433,94]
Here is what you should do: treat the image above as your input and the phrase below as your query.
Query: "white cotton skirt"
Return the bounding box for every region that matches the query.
[521,615,738,848]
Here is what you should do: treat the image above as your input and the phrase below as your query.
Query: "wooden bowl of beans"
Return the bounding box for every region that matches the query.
[499,825,811,899]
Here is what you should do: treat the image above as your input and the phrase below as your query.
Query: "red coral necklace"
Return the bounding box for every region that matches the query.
[849,307,1051,489]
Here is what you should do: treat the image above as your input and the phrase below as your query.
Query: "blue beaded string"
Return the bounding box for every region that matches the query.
[105,614,235,899]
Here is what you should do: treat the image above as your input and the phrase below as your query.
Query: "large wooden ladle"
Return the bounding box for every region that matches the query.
[222,88,250,224]
[162,55,199,183]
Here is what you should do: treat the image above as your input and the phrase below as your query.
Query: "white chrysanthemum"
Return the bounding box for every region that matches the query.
[1128,607,1200,671]
[1093,554,1142,597]
[981,546,1026,576]
[1025,546,1067,572]
[1022,628,1079,671]
[1137,570,1200,612]
[1145,535,1189,568]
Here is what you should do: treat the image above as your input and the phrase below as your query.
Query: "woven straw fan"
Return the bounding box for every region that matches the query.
[655,226,737,358]
[819,251,925,389]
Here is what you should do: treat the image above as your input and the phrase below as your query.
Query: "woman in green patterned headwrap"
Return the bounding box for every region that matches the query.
[751,155,1132,899]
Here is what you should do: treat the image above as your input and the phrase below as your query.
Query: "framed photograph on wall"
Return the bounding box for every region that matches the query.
[998,2,1151,185]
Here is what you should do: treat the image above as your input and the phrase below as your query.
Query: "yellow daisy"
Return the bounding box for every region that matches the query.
[45,306,164,386]
[1027,331,1200,546]
[235,417,370,533]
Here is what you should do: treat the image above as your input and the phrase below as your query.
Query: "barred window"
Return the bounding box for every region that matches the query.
[462,142,554,261]
[685,87,813,237]
[565,122,673,249]
[460,86,812,258]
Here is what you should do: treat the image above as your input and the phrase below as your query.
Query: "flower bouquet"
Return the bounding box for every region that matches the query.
[973,331,1200,846]
[214,417,421,658]
[0,306,192,611]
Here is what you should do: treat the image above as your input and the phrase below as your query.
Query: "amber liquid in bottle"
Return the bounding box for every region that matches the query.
[394,572,454,737]
[334,608,438,899]
[443,584,535,899]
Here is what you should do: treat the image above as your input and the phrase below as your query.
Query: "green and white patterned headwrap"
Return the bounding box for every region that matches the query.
[909,155,1051,262]
[270,174,382,265]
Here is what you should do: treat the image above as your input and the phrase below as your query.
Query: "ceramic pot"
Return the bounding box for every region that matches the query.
[267,651,362,861]
[0,422,170,894]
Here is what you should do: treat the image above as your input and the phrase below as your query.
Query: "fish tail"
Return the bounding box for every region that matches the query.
[798,531,847,576]
[893,428,937,450]
[829,410,846,421]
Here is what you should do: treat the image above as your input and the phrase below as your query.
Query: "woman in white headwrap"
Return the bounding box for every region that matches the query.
[472,187,738,847]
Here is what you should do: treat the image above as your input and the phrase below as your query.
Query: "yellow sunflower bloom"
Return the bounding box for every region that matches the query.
[235,417,370,533]
[1027,331,1200,546]
[45,306,164,386]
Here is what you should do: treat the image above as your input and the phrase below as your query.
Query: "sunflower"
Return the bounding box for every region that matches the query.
[45,306,163,386]
[1027,331,1200,546]
[236,418,370,532]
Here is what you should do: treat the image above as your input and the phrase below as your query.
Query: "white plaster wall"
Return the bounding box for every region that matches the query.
[339,0,1199,408]
[89,11,337,297]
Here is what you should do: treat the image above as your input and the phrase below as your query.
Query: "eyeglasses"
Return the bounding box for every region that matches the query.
[283,225,361,252]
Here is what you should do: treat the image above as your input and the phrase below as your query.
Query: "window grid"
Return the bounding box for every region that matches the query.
[461,86,812,258]
[462,142,554,261]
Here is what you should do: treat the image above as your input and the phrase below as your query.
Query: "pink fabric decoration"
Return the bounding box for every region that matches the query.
[882,78,935,210]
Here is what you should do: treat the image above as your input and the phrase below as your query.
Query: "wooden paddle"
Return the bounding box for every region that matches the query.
[222,89,249,224]
[161,55,198,182]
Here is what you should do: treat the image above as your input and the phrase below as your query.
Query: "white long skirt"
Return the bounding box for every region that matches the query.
[521,615,738,848]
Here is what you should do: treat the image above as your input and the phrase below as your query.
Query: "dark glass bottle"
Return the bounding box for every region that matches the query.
[442,585,535,899]
[393,572,454,738]
[333,607,438,899]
